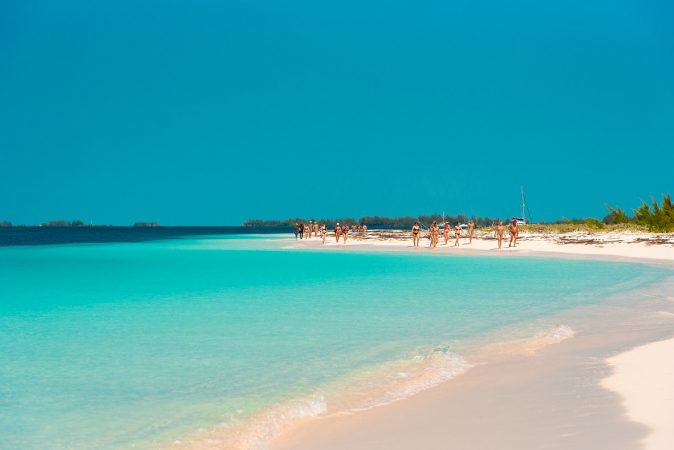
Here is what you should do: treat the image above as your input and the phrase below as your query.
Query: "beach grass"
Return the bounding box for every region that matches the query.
[479,223,650,234]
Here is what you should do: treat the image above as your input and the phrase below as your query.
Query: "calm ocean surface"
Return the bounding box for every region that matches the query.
[0,229,670,449]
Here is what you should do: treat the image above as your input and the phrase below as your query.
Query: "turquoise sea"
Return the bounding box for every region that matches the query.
[0,232,670,449]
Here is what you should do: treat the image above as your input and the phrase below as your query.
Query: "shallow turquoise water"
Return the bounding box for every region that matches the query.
[0,236,670,449]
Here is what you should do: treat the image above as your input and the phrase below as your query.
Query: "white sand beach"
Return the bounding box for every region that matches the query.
[272,230,674,450]
[603,338,674,450]
[289,229,674,262]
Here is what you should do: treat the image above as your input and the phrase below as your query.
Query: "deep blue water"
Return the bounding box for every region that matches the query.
[0,226,291,246]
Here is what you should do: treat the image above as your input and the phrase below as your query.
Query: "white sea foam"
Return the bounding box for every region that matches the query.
[357,349,471,409]
[173,394,327,450]
[238,395,327,450]
[172,348,471,450]
[475,324,577,359]
[540,324,576,344]
[513,324,576,356]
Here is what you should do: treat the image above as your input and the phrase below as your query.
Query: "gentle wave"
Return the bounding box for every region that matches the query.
[171,325,576,450]
[477,324,576,358]
[170,347,470,450]
[542,324,576,343]
[341,348,471,412]
[170,394,327,450]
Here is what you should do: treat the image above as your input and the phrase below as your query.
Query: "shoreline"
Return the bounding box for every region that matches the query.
[268,232,674,450]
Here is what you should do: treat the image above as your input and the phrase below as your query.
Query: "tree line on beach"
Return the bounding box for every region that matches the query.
[243,214,499,229]
[244,193,674,233]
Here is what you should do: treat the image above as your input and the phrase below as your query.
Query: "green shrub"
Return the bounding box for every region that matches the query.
[633,194,674,232]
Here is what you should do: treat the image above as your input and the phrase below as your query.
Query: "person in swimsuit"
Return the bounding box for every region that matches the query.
[454,222,461,246]
[430,221,439,248]
[298,223,304,240]
[412,222,421,247]
[335,223,341,243]
[294,223,299,240]
[509,219,519,247]
[496,221,505,250]
[343,224,349,243]
[320,223,327,244]
[443,222,450,245]
[468,220,475,244]
[363,224,367,235]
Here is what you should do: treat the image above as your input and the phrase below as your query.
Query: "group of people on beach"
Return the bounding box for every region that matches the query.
[293,218,519,249]
[495,218,519,249]
[415,218,518,249]
[412,220,476,248]
[294,221,367,244]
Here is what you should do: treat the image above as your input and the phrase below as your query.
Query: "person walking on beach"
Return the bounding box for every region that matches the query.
[314,222,319,237]
[298,223,305,239]
[335,223,341,243]
[343,224,349,243]
[362,224,367,235]
[509,219,519,247]
[294,223,299,240]
[430,221,439,248]
[307,221,313,239]
[412,222,421,247]
[496,221,505,250]
[443,222,450,245]
[468,220,475,244]
[454,222,462,246]
[320,223,326,244]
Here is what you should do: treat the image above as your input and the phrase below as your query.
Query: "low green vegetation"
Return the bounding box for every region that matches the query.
[513,222,648,234]
[632,194,674,232]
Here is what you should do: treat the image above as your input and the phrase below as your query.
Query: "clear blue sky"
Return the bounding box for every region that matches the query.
[1,0,672,225]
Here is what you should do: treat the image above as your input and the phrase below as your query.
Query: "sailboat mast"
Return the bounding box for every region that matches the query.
[521,186,525,222]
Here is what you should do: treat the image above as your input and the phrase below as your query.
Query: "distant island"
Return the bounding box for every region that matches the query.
[41,220,91,227]
[0,221,162,228]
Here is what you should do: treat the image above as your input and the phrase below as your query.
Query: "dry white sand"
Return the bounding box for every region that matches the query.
[270,230,674,450]
[602,338,674,450]
[290,229,674,262]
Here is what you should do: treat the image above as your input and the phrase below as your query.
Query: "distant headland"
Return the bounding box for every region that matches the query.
[0,221,161,228]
